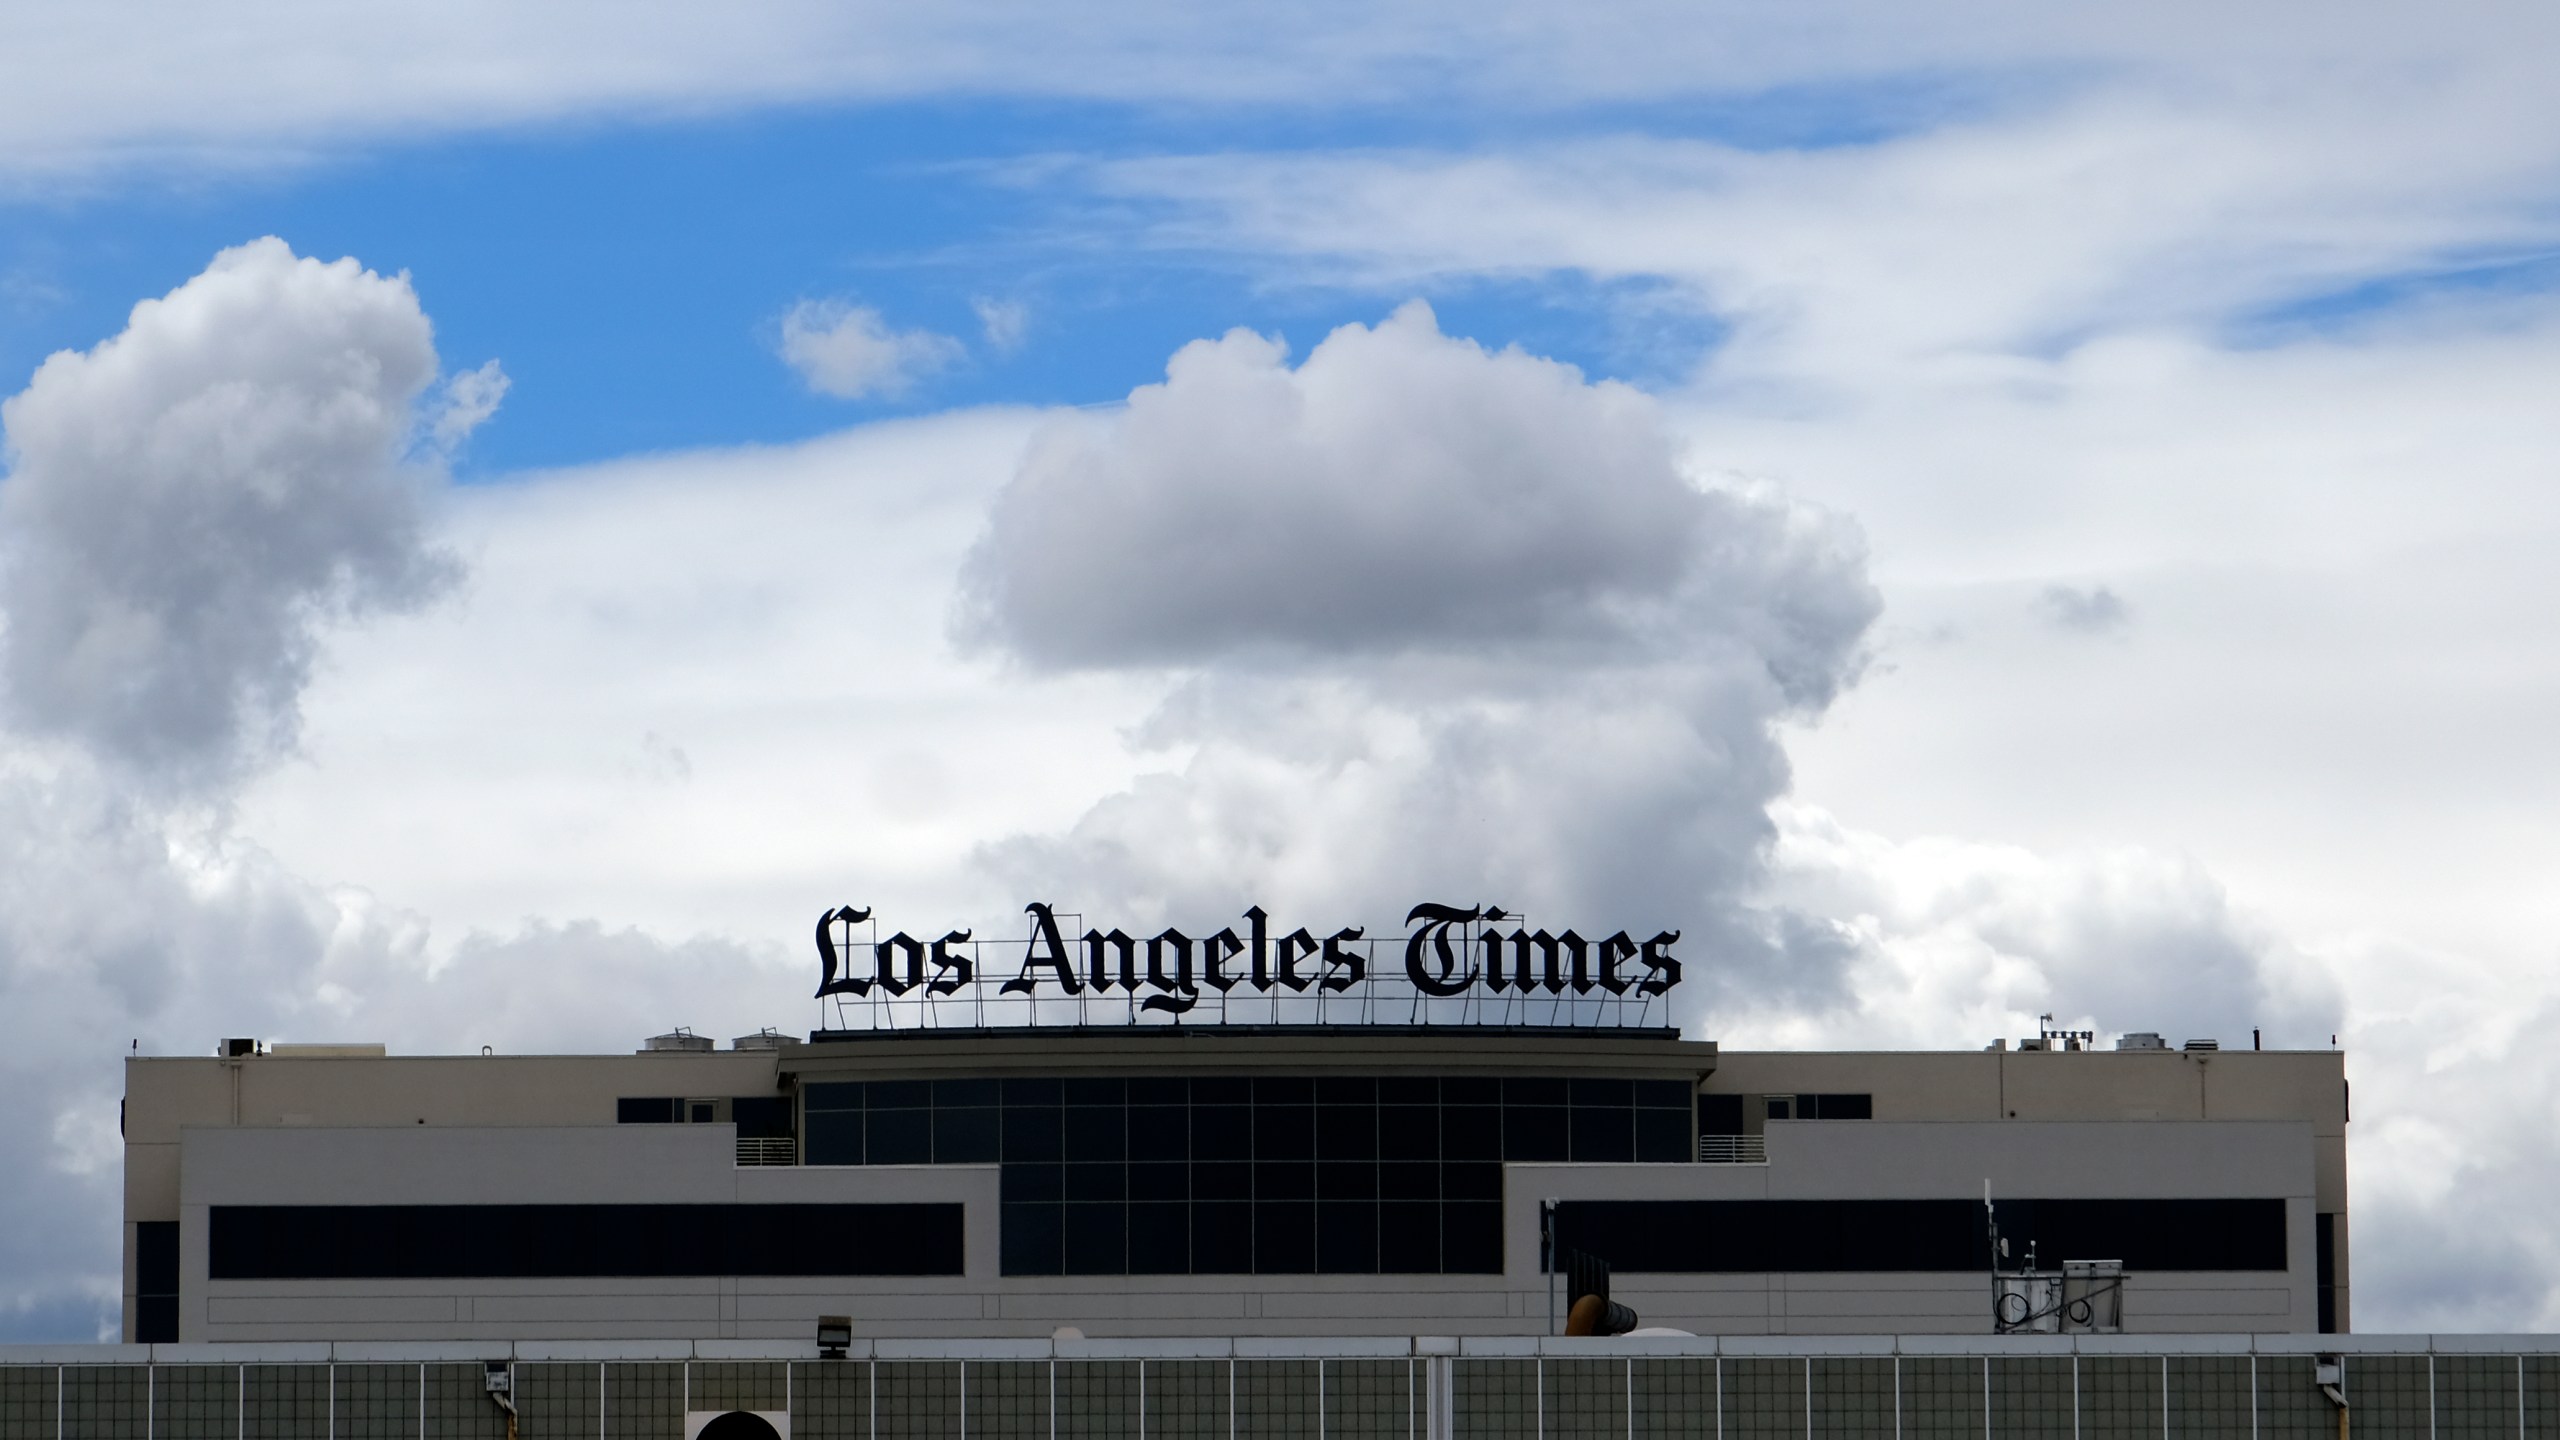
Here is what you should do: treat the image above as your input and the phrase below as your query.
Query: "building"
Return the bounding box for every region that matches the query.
[121,1020,2347,1347]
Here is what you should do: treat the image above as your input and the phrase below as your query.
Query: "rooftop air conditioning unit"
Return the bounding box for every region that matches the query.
[2116,1032,2167,1051]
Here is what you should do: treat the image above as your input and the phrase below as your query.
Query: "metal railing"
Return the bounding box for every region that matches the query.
[737,1136,798,1166]
[1695,1133,1766,1164]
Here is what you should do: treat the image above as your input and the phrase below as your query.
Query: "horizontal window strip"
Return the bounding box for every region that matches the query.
[209,1202,962,1280]
[1555,1197,2287,1273]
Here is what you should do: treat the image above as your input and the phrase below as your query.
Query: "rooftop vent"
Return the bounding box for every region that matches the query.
[2182,1038,2219,1052]
[641,1028,715,1053]
[2116,1032,2167,1051]
[219,1038,258,1058]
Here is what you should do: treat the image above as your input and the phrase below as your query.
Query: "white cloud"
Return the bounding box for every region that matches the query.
[1,3,2553,184]
[961,302,1808,668]
[0,237,460,789]
[973,297,1029,353]
[958,304,1878,1010]
[777,299,964,400]
[426,357,509,456]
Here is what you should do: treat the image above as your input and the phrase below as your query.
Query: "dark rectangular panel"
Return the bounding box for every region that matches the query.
[1380,1162,1439,1201]
[1129,1202,1191,1275]
[802,1110,864,1166]
[1442,1163,1502,1201]
[1379,1077,1436,1105]
[1003,1104,1063,1162]
[1442,1106,1501,1161]
[1316,1201,1379,1274]
[210,1204,964,1278]
[1554,1198,2287,1273]
[1191,1076,1251,1105]
[732,1096,792,1139]
[1318,1163,1378,1201]
[868,1080,931,1109]
[1255,1201,1315,1274]
[1255,1105,1314,1160]
[1634,1109,1692,1163]
[1192,1161,1252,1201]
[1697,1094,1745,1136]
[1191,1202,1254,1274]
[802,1083,864,1112]
[1569,1106,1635,1163]
[1064,1105,1127,1162]
[1441,1202,1503,1274]
[1570,1078,1633,1107]
[1130,1162,1189,1203]
[1316,1104,1378,1160]
[1192,1105,1252,1161]
[1003,1078,1063,1107]
[1379,1203,1440,1275]
[1505,1077,1566,1106]
[934,1077,1001,1107]
[1128,1077,1189,1106]
[1806,1094,1873,1120]
[1002,1203,1063,1276]
[866,1108,931,1165]
[1255,1077,1313,1105]
[1503,1106,1567,1162]
[1002,1163,1063,1203]
[1065,1163,1127,1202]
[137,1221,179,1297]
[137,1295,178,1345]
[1066,1077,1127,1106]
[1128,1108,1190,1162]
[1634,1080,1691,1109]
[1379,1106,1439,1161]
[1256,1162,1315,1201]
[1063,1203,1127,1275]
[617,1097,677,1124]
[2316,1213,2337,1334]
[933,1106,998,1163]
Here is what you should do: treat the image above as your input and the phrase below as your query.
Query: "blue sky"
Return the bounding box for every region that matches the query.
[0,99,1784,472]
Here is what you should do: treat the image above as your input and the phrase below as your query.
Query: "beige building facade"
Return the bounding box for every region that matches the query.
[121,1027,2348,1346]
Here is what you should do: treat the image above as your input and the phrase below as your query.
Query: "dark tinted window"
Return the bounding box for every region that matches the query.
[792,1069,1708,1277]
[1552,1198,2285,1273]
[732,1097,792,1140]
[1697,1095,1745,1135]
[617,1097,677,1124]
[210,1204,964,1278]
[803,1110,863,1166]
[866,1109,931,1165]
[1803,1093,1873,1120]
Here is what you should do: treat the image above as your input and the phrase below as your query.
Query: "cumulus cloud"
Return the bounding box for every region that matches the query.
[963,305,1878,1007]
[961,301,1866,685]
[1763,806,2343,1049]
[0,237,461,788]
[778,299,964,400]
